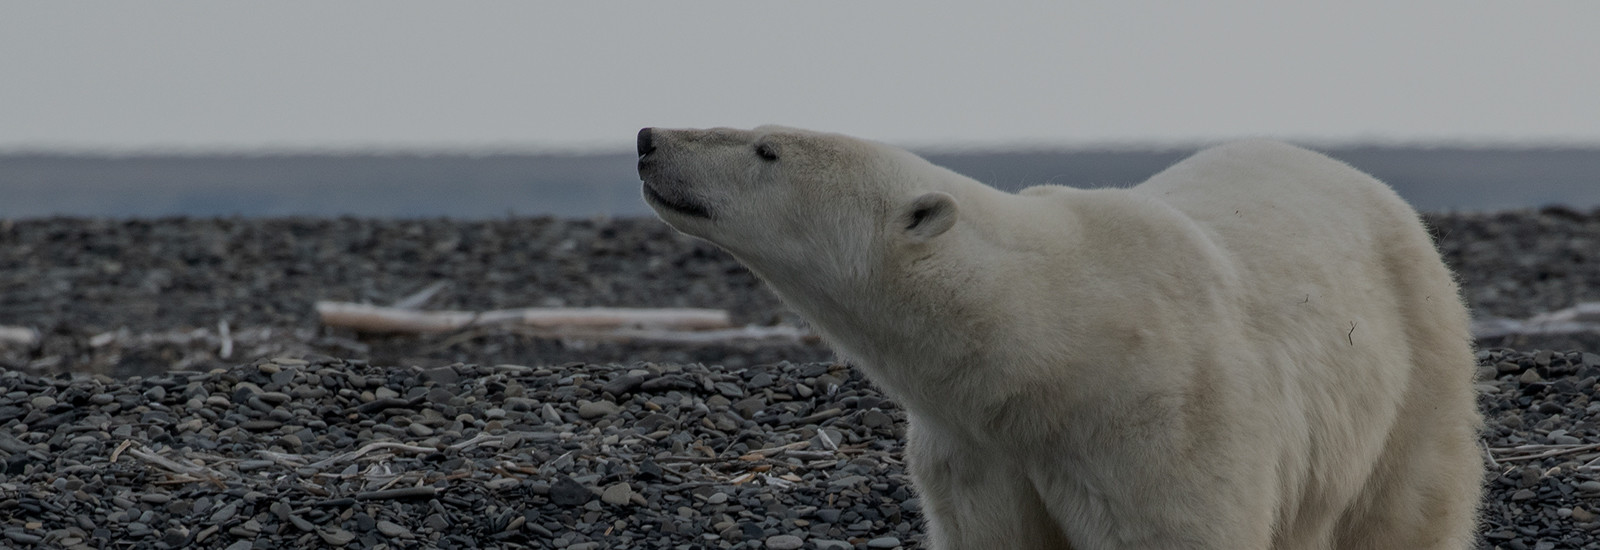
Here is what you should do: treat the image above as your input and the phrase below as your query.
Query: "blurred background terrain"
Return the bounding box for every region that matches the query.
[3,146,1600,219]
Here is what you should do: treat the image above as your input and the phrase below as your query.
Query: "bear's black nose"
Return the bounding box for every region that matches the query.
[637,128,655,156]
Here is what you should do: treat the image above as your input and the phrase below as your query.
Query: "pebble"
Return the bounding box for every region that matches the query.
[549,477,593,506]
[375,520,411,538]
[577,400,619,419]
[0,307,1584,550]
[867,536,902,548]
[4,531,43,545]
[319,528,356,546]
[765,534,805,550]
[601,482,632,506]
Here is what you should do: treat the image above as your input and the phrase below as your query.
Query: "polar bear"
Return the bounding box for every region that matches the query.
[636,126,1483,549]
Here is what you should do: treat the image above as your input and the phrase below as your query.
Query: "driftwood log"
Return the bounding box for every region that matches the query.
[314,302,817,344]
[316,302,730,333]
[0,326,37,347]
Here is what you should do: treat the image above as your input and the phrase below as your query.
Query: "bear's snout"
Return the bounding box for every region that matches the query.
[637,127,656,157]
[637,128,713,220]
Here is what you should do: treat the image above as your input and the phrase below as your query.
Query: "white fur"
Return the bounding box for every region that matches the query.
[639,126,1484,549]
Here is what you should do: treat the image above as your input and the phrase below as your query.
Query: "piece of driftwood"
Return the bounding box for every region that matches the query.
[1473,301,1600,339]
[0,326,37,347]
[315,301,733,333]
[535,325,816,344]
[218,320,233,359]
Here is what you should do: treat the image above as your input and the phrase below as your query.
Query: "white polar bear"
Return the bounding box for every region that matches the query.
[637,126,1484,549]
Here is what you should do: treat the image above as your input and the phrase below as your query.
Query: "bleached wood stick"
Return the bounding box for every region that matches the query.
[544,325,816,344]
[0,326,37,346]
[315,301,732,333]
[124,444,230,480]
[217,320,233,359]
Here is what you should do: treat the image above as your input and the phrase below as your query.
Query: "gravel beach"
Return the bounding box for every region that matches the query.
[2,209,1600,548]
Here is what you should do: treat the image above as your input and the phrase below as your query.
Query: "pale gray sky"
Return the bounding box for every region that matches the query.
[2,2,1597,153]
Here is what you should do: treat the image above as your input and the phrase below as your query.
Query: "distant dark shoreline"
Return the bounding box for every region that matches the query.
[4,146,1598,219]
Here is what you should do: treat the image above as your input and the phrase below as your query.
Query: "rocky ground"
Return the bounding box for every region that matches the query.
[0,209,1599,548]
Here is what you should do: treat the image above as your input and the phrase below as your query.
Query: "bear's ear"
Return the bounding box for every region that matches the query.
[898,192,957,241]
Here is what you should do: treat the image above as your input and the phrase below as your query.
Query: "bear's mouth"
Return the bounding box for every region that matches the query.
[642,181,712,219]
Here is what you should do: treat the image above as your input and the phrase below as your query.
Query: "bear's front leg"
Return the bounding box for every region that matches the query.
[905,416,1075,550]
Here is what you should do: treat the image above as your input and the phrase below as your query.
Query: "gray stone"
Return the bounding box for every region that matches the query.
[376,520,411,538]
[765,534,805,550]
[714,382,745,398]
[748,372,775,389]
[1520,369,1543,385]
[601,482,632,506]
[577,401,619,419]
[319,527,356,546]
[549,477,592,506]
[867,536,902,548]
[860,410,893,429]
[602,374,645,396]
[423,366,460,385]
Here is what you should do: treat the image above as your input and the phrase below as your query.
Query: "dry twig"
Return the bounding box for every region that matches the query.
[304,434,499,470]
[1491,443,1600,463]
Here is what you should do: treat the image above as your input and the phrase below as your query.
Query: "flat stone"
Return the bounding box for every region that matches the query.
[375,520,411,538]
[319,528,356,546]
[601,482,632,505]
[422,366,460,385]
[4,531,43,545]
[549,477,592,506]
[602,374,645,396]
[860,410,893,429]
[766,534,805,550]
[577,401,618,419]
[867,536,901,548]
[239,419,282,431]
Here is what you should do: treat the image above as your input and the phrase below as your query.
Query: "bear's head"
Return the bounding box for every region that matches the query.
[636,125,960,293]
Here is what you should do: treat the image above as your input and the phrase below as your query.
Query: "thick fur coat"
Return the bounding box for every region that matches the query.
[637,126,1484,549]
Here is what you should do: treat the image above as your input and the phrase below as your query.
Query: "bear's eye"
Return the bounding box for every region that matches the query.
[755,143,779,162]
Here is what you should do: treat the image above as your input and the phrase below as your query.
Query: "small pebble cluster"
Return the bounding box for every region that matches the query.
[0,348,1597,548]
[0,355,919,549]
[1478,349,1600,550]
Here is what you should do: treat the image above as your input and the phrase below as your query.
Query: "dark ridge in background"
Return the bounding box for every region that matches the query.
[3,146,1599,219]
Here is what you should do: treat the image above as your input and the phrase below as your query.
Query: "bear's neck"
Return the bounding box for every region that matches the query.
[755,188,1099,439]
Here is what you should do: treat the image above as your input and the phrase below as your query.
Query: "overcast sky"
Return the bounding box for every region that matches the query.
[2,2,1598,153]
